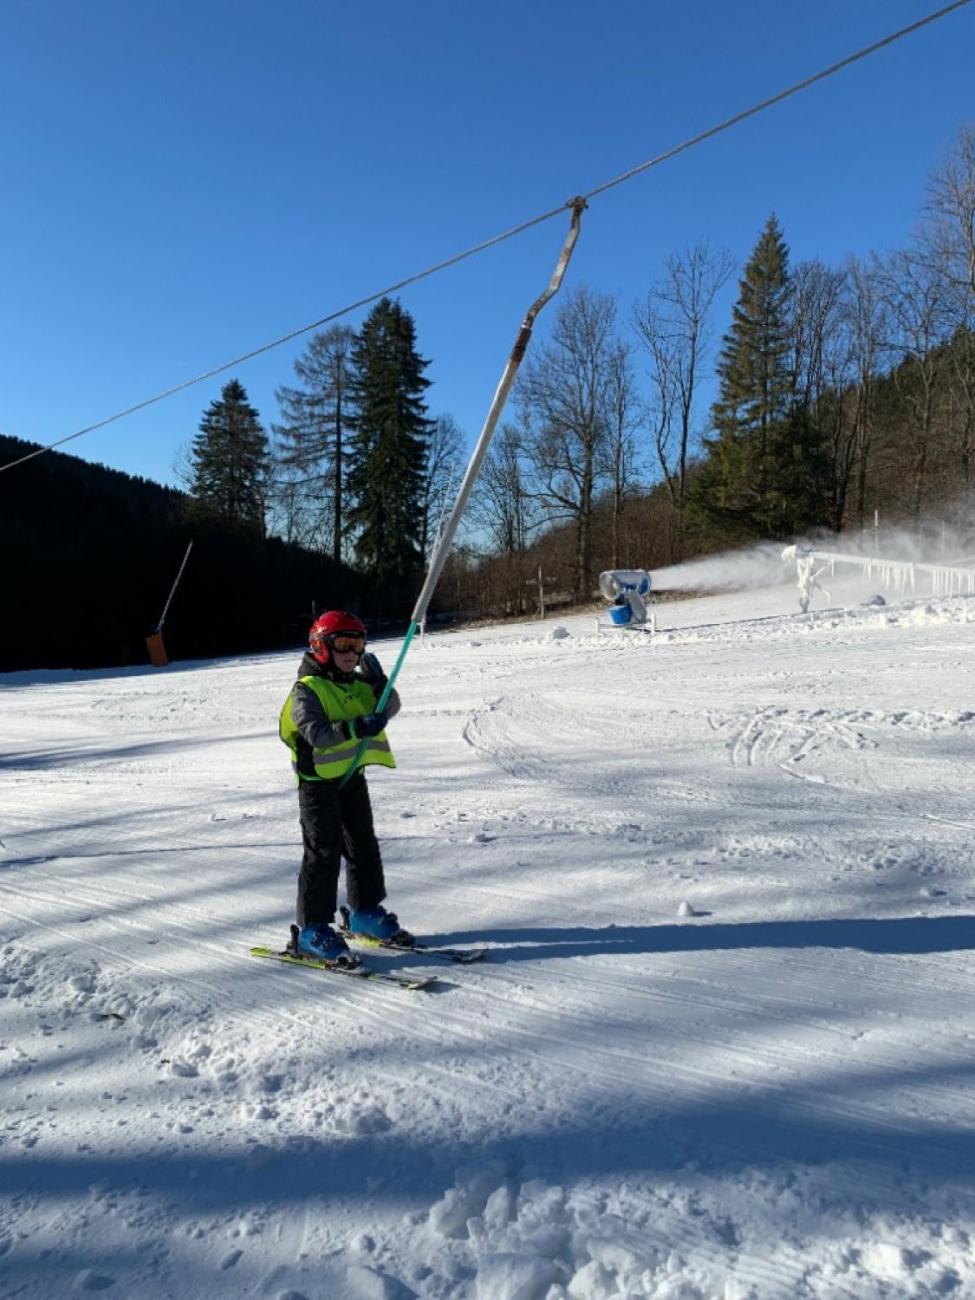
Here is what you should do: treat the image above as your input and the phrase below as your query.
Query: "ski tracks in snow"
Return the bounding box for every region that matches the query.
[712,704,975,773]
[710,705,876,774]
[461,691,727,822]
[709,704,975,838]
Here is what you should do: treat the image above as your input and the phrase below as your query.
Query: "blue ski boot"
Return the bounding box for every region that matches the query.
[345,905,414,947]
[294,923,355,965]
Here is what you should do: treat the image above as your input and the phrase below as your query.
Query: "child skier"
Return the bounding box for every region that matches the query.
[278,610,412,962]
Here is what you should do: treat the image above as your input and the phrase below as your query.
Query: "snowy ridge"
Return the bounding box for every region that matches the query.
[3,579,975,1298]
[653,592,975,646]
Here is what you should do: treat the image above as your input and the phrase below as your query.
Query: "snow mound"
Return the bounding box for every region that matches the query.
[422,1162,974,1299]
[428,1171,712,1299]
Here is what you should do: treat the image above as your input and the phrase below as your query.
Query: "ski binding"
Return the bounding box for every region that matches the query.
[338,907,488,964]
[250,926,437,990]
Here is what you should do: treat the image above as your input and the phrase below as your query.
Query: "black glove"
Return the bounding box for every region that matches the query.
[349,711,387,739]
[360,652,388,697]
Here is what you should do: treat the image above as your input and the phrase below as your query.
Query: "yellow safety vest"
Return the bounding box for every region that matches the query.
[279,675,396,782]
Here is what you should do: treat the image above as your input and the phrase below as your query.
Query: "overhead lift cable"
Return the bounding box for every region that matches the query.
[0,0,970,477]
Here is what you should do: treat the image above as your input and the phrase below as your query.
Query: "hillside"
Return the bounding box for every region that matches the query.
[2,581,974,1299]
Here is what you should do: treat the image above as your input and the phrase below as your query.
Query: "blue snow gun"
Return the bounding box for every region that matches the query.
[599,570,651,626]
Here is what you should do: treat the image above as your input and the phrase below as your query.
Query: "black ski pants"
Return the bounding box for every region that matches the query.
[295,770,386,928]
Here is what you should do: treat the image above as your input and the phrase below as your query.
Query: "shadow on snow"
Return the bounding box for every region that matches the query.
[432,914,975,958]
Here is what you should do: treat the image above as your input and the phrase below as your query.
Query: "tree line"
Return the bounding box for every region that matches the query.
[93,121,975,633]
[0,432,363,671]
[452,124,975,617]
[0,295,457,670]
[183,296,459,599]
[3,126,972,668]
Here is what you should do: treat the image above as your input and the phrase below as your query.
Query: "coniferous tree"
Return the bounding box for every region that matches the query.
[346,298,432,589]
[273,326,355,562]
[693,216,829,539]
[694,216,794,539]
[191,380,269,531]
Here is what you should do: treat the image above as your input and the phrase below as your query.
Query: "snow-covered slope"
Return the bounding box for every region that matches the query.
[2,584,974,1300]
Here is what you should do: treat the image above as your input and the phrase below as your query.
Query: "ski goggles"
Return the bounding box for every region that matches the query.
[327,633,366,654]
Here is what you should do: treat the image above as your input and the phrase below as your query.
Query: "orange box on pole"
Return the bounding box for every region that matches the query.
[145,632,169,667]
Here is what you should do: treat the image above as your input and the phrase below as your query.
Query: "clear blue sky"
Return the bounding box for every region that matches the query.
[1,0,972,488]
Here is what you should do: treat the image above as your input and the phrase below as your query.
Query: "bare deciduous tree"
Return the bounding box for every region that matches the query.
[600,339,639,568]
[791,260,846,408]
[925,123,975,302]
[841,257,887,530]
[266,457,325,548]
[633,241,734,510]
[924,125,975,511]
[518,287,620,599]
[791,259,852,529]
[943,329,975,503]
[875,248,952,522]
[470,422,534,557]
[421,413,465,559]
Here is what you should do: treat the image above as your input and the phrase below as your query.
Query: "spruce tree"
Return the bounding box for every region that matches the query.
[191,380,269,531]
[346,298,432,588]
[694,215,796,539]
[273,325,355,563]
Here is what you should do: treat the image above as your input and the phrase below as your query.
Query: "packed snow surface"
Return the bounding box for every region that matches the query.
[2,580,975,1299]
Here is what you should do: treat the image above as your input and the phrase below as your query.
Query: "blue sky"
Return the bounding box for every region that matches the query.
[1,0,972,488]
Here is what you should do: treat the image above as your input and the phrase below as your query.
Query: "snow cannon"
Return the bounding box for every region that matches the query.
[782,545,830,613]
[598,569,651,627]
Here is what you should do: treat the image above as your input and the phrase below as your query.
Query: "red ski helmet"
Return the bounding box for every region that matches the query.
[308,610,367,665]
